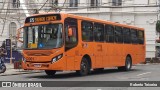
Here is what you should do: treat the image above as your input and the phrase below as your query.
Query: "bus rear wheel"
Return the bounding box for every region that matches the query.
[118,56,132,71]
[76,58,90,76]
[45,70,56,76]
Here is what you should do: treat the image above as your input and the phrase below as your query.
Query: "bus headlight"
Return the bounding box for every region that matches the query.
[51,54,63,64]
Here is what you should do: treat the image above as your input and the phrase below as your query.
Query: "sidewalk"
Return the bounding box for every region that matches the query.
[0,63,42,76]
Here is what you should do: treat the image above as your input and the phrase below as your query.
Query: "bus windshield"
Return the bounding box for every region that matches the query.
[23,24,63,49]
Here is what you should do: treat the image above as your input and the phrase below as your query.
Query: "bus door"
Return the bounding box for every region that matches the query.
[94,23,104,68]
[64,18,78,70]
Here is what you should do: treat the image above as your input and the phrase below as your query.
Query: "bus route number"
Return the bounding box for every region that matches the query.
[30,18,35,23]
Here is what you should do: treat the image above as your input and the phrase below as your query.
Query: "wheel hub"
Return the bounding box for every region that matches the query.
[127,60,131,69]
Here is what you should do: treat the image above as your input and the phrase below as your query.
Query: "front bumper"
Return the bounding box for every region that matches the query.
[22,59,66,70]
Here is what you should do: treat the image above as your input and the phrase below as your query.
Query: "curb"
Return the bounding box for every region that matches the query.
[0,71,43,76]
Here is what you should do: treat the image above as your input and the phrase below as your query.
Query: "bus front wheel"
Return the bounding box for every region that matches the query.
[76,58,90,76]
[45,70,56,76]
[118,56,132,71]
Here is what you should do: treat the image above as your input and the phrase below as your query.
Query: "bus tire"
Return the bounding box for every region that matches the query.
[76,57,90,76]
[118,56,132,71]
[45,70,56,76]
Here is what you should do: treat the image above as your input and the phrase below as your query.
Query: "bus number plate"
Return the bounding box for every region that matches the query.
[34,64,41,68]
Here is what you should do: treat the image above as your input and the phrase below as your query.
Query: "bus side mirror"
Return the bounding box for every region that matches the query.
[68,28,73,37]
[17,27,24,43]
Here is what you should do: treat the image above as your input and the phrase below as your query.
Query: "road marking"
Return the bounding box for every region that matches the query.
[136,72,151,76]
[97,89,102,90]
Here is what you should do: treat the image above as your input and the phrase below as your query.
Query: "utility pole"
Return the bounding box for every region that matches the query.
[159,0,160,16]
[158,0,160,36]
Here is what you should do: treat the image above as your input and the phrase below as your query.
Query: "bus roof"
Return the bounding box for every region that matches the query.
[27,12,144,30]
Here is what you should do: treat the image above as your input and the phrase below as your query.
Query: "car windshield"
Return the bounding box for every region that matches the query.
[23,24,63,49]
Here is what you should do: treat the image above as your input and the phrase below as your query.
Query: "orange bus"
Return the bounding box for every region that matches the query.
[18,13,145,76]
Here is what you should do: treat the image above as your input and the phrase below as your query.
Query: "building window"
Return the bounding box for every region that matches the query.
[9,22,17,37]
[50,0,58,6]
[90,0,100,7]
[0,0,3,6]
[12,0,20,8]
[69,0,78,7]
[112,0,122,6]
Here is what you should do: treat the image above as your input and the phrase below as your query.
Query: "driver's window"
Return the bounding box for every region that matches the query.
[64,18,78,51]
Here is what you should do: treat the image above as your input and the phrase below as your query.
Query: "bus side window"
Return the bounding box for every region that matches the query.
[123,28,131,44]
[138,30,144,44]
[131,29,138,44]
[115,26,123,43]
[81,21,93,42]
[94,23,104,42]
[105,25,114,43]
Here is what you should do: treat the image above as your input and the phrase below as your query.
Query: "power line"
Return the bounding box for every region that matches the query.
[47,0,67,12]
[38,0,49,11]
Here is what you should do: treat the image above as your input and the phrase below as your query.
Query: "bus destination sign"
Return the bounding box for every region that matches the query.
[25,14,61,23]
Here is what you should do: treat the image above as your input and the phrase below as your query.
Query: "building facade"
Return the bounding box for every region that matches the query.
[0,0,158,59]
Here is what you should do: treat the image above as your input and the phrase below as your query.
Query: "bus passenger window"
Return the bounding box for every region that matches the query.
[82,21,93,42]
[94,23,104,42]
[123,28,131,44]
[105,25,114,42]
[131,29,138,44]
[138,31,144,44]
[115,26,123,43]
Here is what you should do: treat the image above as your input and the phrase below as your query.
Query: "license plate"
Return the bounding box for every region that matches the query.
[34,64,41,68]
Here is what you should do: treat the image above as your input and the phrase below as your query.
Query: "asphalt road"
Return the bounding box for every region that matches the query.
[0,63,160,90]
